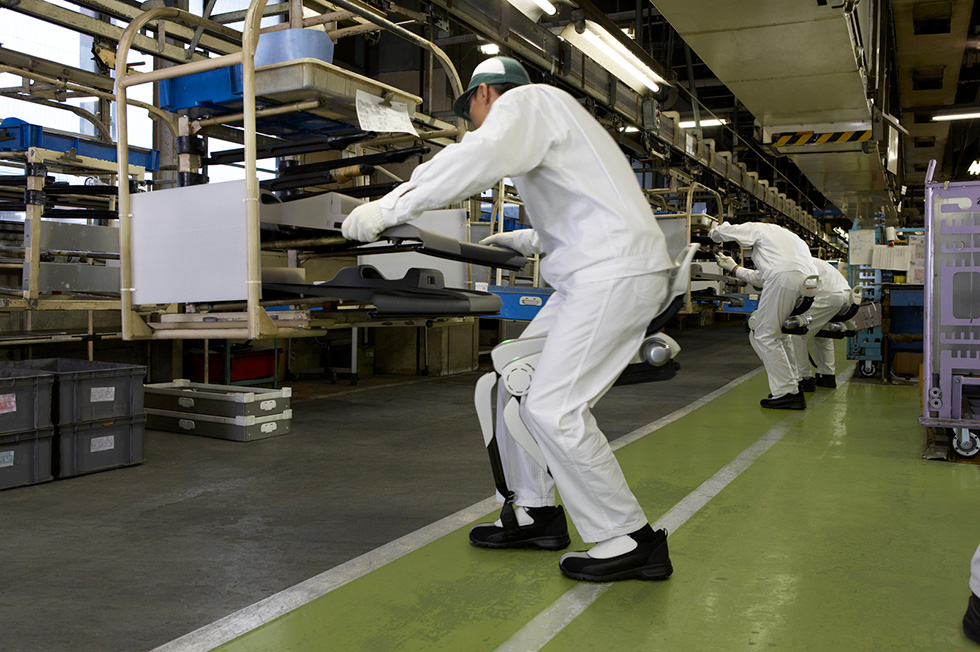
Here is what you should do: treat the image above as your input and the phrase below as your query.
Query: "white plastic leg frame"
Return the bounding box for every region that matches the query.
[474,332,682,474]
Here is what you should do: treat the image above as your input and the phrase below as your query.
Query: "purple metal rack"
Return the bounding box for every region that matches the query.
[920,160,980,455]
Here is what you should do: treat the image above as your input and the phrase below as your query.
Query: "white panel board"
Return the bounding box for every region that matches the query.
[357,209,468,288]
[131,181,249,304]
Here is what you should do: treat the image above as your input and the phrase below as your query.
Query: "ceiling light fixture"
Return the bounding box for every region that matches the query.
[504,0,556,22]
[559,20,667,94]
[932,111,980,122]
[969,160,980,175]
[678,118,728,129]
[478,43,501,56]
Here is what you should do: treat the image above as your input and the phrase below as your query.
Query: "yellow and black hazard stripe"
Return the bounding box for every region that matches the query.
[772,130,873,147]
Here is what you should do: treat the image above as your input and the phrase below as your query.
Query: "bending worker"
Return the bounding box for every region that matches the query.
[717,255,851,392]
[342,56,674,582]
[710,221,818,409]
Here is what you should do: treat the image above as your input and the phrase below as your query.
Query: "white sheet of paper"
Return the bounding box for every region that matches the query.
[872,244,911,271]
[355,90,418,136]
[848,230,875,266]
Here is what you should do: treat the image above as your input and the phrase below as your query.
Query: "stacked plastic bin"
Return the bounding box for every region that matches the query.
[0,368,55,490]
[3,359,146,478]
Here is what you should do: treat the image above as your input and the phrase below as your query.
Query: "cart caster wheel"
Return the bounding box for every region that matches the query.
[857,360,879,378]
[952,428,980,458]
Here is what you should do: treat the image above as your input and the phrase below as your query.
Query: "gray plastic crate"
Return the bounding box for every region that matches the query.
[0,368,54,434]
[54,415,144,478]
[4,359,145,425]
[144,379,291,419]
[0,427,54,490]
[146,408,291,442]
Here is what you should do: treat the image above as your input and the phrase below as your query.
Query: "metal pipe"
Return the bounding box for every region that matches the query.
[261,236,348,249]
[367,127,459,147]
[194,99,325,128]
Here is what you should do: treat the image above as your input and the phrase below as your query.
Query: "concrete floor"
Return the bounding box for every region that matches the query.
[0,320,761,652]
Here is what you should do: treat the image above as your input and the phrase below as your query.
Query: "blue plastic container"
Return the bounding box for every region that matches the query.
[0,118,160,171]
[160,29,334,115]
[486,286,554,321]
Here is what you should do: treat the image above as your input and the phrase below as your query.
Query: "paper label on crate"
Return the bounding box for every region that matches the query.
[0,451,13,468]
[0,394,16,415]
[260,422,278,433]
[355,90,418,136]
[259,400,277,411]
[90,435,115,453]
[90,386,115,403]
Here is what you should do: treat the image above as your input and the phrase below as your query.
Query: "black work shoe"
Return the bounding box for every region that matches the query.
[815,373,837,388]
[558,525,672,582]
[760,392,806,410]
[798,377,817,393]
[964,593,980,644]
[469,505,571,550]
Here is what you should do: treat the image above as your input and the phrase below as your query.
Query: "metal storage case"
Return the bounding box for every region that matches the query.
[0,427,54,490]
[146,408,292,442]
[54,415,145,478]
[145,380,292,441]
[0,368,54,434]
[144,380,291,418]
[3,359,145,424]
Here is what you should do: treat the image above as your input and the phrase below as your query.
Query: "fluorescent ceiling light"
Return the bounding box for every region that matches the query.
[560,20,667,94]
[932,111,980,122]
[969,160,980,175]
[504,0,555,21]
[678,118,727,129]
[479,43,501,55]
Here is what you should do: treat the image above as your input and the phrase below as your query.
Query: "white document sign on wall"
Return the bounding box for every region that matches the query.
[848,230,875,266]
[130,180,250,304]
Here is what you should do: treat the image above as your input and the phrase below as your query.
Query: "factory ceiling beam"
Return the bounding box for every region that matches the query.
[48,0,241,53]
[0,0,237,62]
[0,46,115,93]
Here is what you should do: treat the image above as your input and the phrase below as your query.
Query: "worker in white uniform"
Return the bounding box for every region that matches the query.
[717,255,850,392]
[709,221,818,409]
[342,57,674,582]
[964,544,980,644]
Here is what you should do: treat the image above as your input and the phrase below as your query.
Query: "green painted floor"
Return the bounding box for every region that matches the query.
[212,356,980,652]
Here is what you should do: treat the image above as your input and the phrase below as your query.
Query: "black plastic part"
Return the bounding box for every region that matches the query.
[341,183,401,199]
[25,162,47,177]
[645,295,684,334]
[616,360,679,386]
[207,130,377,165]
[24,190,45,206]
[175,135,206,156]
[790,295,815,315]
[177,172,207,187]
[831,303,860,322]
[275,145,428,177]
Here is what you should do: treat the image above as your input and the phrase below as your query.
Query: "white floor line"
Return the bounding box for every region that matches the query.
[151,368,765,652]
[496,365,855,652]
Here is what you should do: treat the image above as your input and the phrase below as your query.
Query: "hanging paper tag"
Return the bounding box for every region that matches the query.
[355,90,418,136]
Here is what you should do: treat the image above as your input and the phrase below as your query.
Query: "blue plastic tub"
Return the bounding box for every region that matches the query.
[160,29,334,116]
[0,118,160,171]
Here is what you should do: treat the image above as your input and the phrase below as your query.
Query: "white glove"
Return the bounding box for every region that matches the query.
[341,200,387,242]
[715,253,738,273]
[708,220,730,243]
[479,229,541,256]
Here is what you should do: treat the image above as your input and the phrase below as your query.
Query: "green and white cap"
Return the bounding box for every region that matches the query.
[452,56,531,120]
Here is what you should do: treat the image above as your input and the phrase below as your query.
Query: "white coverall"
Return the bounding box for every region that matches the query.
[735,258,851,381]
[373,84,673,543]
[971,543,980,597]
[713,223,817,398]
